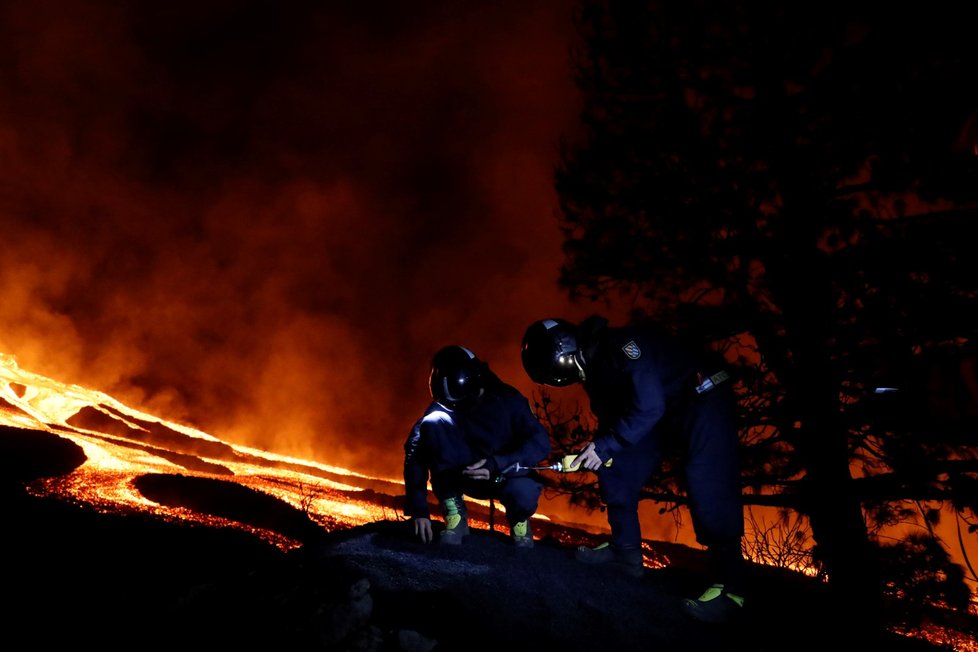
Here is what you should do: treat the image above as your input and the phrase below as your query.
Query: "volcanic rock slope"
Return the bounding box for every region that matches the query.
[2,425,943,652]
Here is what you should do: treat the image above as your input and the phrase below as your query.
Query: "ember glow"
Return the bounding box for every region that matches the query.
[1,352,407,548]
[2,352,608,555]
[0,0,593,486]
[5,352,978,648]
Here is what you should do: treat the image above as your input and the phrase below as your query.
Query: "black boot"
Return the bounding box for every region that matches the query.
[575,542,644,577]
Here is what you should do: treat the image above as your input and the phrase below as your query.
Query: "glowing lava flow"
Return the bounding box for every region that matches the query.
[0,353,576,554]
[0,353,402,550]
[3,353,975,649]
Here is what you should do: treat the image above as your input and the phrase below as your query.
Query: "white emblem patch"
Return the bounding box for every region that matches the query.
[622,340,641,360]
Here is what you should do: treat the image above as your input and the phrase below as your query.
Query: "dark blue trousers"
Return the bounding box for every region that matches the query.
[424,426,543,526]
[431,472,542,526]
[598,386,745,587]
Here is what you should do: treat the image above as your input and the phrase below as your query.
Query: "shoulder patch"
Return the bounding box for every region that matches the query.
[622,340,642,360]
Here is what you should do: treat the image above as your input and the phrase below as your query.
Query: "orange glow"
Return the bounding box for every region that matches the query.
[3,352,974,648]
[1,352,608,550]
[1,352,402,549]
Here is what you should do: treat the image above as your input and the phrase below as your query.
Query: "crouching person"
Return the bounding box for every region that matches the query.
[403,345,551,548]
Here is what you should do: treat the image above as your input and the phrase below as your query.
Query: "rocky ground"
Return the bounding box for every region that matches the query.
[2,424,950,651]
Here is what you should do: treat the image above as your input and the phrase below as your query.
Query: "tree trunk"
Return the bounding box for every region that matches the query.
[765,223,883,641]
[789,338,882,640]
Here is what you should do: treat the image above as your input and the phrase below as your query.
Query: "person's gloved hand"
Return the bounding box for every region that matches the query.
[571,441,604,471]
[414,517,433,543]
[463,458,493,481]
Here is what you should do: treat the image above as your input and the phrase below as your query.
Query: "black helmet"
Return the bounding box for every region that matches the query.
[521,319,583,387]
[429,345,486,409]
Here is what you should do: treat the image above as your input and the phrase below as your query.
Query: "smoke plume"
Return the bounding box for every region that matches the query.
[0,1,602,476]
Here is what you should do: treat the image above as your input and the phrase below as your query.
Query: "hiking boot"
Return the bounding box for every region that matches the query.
[510,519,533,549]
[438,496,470,545]
[575,542,644,577]
[679,583,744,625]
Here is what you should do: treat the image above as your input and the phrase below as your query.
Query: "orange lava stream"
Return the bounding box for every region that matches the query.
[2,353,395,549]
[2,353,974,648]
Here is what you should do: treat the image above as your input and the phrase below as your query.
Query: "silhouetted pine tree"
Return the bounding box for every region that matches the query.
[549,0,978,640]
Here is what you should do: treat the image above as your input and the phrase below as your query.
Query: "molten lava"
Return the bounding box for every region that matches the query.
[1,352,414,549]
[2,352,598,558]
[2,352,975,649]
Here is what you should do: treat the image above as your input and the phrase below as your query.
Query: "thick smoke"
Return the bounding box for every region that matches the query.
[0,1,602,476]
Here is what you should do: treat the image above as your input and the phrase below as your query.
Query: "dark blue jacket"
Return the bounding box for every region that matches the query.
[403,380,550,519]
[579,316,720,461]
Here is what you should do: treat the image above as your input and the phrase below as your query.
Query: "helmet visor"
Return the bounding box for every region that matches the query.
[521,320,582,387]
[429,345,485,409]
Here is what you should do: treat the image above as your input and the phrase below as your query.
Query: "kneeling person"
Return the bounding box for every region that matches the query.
[403,345,551,548]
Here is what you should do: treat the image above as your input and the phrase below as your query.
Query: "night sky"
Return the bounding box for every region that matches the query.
[0,1,609,475]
